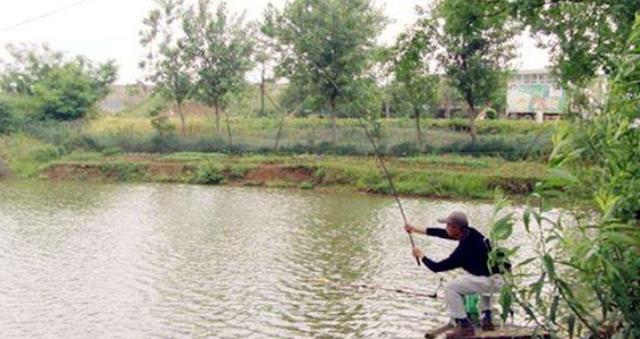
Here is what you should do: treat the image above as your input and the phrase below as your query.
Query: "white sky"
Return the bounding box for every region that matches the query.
[0,0,550,84]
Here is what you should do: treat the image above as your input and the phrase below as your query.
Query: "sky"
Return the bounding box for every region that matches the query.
[0,0,551,84]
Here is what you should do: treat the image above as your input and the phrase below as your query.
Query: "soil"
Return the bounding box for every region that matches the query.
[242,165,316,185]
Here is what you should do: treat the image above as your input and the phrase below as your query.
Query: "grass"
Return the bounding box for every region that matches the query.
[67,116,557,161]
[38,152,547,201]
[0,133,62,178]
[0,113,562,200]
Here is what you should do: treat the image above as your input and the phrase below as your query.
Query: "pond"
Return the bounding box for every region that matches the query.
[0,181,528,338]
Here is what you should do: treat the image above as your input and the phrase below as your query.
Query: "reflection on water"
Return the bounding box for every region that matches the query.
[0,181,527,338]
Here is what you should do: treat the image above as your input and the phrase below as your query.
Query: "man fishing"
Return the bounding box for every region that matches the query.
[405,211,509,338]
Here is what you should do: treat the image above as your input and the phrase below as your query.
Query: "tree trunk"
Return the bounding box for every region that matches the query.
[214,104,220,133]
[260,66,266,116]
[330,98,337,144]
[469,109,477,144]
[385,100,390,119]
[274,109,286,151]
[415,107,423,151]
[176,102,186,136]
[225,110,233,146]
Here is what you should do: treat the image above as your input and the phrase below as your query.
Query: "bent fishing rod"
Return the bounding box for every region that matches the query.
[276,18,420,266]
[317,277,445,299]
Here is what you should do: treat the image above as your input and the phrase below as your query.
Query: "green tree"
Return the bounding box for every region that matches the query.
[512,0,640,90]
[263,0,387,143]
[140,0,194,135]
[421,0,516,142]
[394,30,438,150]
[0,43,117,121]
[490,15,640,338]
[183,0,255,140]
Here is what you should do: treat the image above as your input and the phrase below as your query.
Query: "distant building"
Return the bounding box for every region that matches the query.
[506,69,568,121]
[100,85,151,114]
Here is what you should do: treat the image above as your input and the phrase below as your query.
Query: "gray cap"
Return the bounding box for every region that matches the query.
[437,211,469,228]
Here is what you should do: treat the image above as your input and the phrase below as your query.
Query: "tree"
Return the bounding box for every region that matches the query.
[254,33,278,117]
[0,43,117,121]
[263,0,386,143]
[490,15,640,338]
[420,0,516,142]
[394,30,438,150]
[140,0,194,135]
[182,0,255,140]
[513,0,640,88]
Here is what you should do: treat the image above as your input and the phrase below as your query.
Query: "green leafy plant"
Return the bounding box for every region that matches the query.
[490,16,640,338]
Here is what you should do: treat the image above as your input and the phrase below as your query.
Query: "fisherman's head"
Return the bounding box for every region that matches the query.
[438,211,469,240]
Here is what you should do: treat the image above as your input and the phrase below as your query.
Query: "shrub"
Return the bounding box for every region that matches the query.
[98,162,143,181]
[389,142,420,157]
[0,44,117,121]
[101,147,123,157]
[0,102,15,134]
[193,161,224,184]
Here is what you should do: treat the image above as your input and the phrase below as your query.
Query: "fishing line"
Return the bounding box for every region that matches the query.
[276,17,420,265]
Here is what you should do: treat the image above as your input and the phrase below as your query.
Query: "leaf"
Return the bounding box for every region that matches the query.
[523,206,531,233]
[543,254,556,280]
[515,257,537,268]
[499,287,512,322]
[491,213,515,241]
[567,315,576,339]
[549,295,560,323]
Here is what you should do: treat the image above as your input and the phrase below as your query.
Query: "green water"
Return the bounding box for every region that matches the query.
[0,181,526,338]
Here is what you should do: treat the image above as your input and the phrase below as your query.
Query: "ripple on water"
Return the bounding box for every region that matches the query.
[0,183,534,338]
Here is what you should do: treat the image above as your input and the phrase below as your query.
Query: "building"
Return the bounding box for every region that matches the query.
[506,69,568,121]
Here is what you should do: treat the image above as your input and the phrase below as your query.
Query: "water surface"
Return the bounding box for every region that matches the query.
[0,181,527,338]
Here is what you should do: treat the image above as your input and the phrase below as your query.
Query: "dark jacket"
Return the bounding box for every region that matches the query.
[421,227,509,276]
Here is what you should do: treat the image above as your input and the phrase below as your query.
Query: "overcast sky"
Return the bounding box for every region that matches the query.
[0,0,550,84]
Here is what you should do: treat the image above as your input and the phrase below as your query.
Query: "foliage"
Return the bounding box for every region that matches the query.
[182,0,255,133]
[0,134,62,177]
[416,0,516,142]
[193,161,224,184]
[140,0,195,134]
[0,44,117,121]
[393,30,438,149]
[512,0,640,89]
[263,0,387,141]
[491,15,640,338]
[0,101,15,134]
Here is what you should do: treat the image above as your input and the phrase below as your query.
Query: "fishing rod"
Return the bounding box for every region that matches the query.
[276,17,420,265]
[317,278,444,299]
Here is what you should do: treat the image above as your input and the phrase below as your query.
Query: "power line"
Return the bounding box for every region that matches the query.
[0,0,98,34]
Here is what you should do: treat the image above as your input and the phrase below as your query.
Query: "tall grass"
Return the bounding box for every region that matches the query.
[73,116,555,160]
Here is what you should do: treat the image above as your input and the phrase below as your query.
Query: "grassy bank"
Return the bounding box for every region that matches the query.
[21,116,559,161]
[38,151,547,200]
[0,116,562,201]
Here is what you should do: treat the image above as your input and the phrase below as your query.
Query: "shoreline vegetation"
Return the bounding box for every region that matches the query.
[0,116,561,202]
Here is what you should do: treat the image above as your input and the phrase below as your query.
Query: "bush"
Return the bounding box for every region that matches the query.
[389,142,420,157]
[1,44,117,121]
[101,147,123,157]
[32,144,60,163]
[98,162,143,181]
[0,102,15,134]
[193,161,224,184]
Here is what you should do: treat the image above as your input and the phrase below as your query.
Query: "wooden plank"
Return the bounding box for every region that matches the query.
[425,323,453,338]
[426,325,550,339]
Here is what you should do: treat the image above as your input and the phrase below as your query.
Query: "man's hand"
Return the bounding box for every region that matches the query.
[412,246,424,259]
[404,223,415,234]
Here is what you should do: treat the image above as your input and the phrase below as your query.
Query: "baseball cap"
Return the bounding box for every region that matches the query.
[437,211,469,228]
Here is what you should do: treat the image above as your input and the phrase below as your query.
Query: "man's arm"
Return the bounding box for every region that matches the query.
[412,246,462,273]
[405,223,453,240]
[425,228,454,240]
[421,255,461,273]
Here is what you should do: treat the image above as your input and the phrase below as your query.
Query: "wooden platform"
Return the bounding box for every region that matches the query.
[425,324,550,339]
